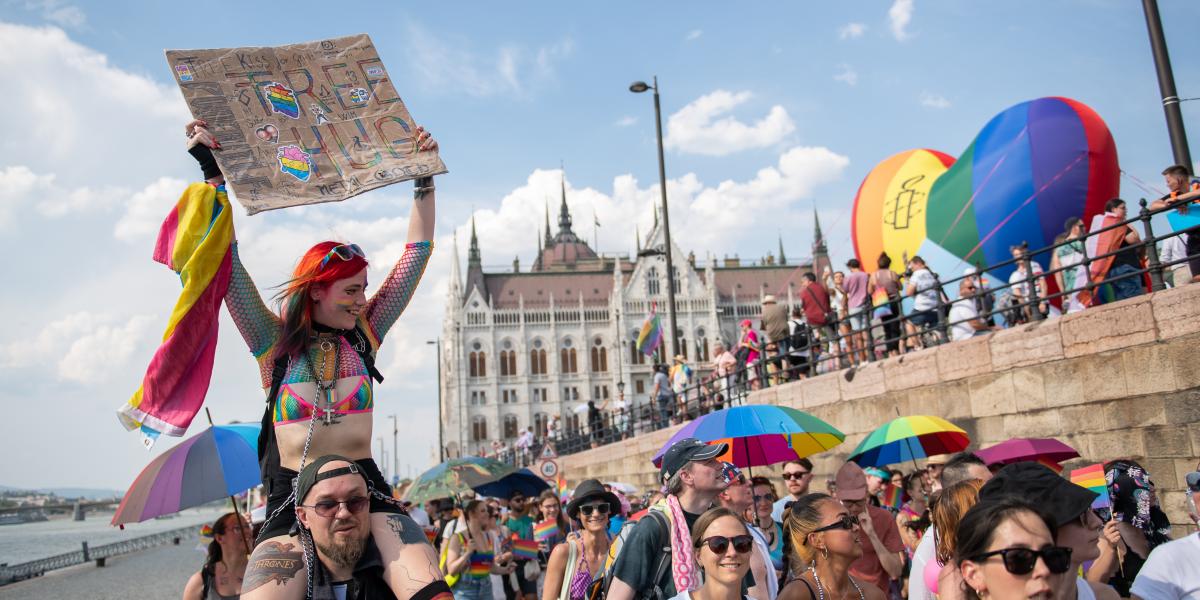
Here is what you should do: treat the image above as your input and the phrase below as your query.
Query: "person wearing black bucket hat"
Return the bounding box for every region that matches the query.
[544,480,619,600]
[978,462,1120,600]
[608,438,750,600]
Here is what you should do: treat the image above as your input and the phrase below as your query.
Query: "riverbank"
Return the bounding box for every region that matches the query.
[0,538,200,600]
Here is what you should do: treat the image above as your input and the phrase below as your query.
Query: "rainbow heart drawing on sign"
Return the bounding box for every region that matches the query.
[277,145,312,182]
[852,97,1119,282]
[264,82,300,119]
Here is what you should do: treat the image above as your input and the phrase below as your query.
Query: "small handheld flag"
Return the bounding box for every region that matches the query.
[1069,464,1110,509]
[512,538,540,561]
[534,519,560,542]
[881,483,905,510]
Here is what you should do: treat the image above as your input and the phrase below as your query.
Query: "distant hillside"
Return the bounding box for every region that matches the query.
[0,485,122,500]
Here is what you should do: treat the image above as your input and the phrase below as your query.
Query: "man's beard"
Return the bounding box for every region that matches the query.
[315,521,367,570]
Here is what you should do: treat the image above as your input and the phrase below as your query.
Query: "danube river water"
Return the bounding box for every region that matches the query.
[0,506,227,566]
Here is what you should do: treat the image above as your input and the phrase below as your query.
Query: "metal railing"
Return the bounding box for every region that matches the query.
[482,198,1196,466]
[0,525,197,585]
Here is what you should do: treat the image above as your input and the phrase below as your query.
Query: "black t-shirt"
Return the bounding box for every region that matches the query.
[610,508,754,599]
[1111,236,1141,270]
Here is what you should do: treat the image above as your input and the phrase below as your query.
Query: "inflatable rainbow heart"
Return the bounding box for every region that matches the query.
[852,97,1119,280]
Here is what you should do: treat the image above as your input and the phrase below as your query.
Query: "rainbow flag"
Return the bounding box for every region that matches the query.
[557,476,569,499]
[423,527,438,545]
[534,519,559,542]
[468,551,493,577]
[636,308,663,356]
[512,538,539,561]
[881,483,905,510]
[872,288,894,318]
[1069,464,1110,509]
[117,183,234,448]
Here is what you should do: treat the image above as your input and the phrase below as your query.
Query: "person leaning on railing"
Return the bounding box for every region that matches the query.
[1149,164,1200,285]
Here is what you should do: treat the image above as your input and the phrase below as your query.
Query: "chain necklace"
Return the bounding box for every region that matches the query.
[809,566,864,600]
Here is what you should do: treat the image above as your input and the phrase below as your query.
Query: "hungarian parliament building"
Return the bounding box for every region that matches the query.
[439,188,830,458]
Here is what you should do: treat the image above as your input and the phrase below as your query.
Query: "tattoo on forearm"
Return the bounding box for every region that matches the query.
[242,541,305,593]
[387,514,430,545]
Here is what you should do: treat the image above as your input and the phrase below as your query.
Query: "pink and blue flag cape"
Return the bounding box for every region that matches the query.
[117,183,234,447]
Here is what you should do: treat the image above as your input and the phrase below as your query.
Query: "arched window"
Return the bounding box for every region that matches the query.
[647,267,661,297]
[534,413,548,438]
[671,266,681,294]
[696,327,709,362]
[468,341,487,378]
[560,338,577,373]
[629,329,646,365]
[503,415,519,439]
[590,338,608,373]
[471,416,488,441]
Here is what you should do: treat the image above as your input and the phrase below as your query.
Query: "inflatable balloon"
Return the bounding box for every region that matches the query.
[853,97,1119,280]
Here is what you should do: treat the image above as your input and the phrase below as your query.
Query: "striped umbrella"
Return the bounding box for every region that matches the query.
[651,405,844,469]
[403,457,516,503]
[848,415,969,468]
[112,423,260,526]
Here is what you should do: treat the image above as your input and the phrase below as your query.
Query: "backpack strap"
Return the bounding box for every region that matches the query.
[645,511,673,600]
[560,534,580,600]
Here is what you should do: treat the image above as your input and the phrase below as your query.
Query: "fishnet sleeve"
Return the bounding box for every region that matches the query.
[364,240,433,341]
[225,243,282,371]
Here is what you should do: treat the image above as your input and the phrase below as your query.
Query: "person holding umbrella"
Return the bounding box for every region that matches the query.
[184,512,252,600]
[542,480,619,600]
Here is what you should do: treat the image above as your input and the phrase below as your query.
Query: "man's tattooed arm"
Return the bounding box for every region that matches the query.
[386,514,431,545]
[242,540,305,593]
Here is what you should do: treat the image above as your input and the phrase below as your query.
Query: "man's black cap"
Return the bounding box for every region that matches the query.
[295,455,370,505]
[660,437,729,483]
[978,462,1097,526]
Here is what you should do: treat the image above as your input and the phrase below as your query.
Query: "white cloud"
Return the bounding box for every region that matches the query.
[0,311,153,383]
[404,24,574,98]
[834,64,858,86]
[664,90,796,156]
[23,0,85,28]
[839,23,866,40]
[113,177,190,241]
[614,115,637,127]
[889,0,915,41]
[0,22,190,190]
[0,165,54,227]
[686,29,703,41]
[0,164,131,226]
[920,91,951,109]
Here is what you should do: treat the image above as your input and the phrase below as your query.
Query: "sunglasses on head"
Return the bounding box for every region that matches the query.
[319,243,366,270]
[301,496,370,518]
[579,503,610,517]
[698,534,754,555]
[782,471,810,480]
[970,545,1073,575]
[812,514,859,533]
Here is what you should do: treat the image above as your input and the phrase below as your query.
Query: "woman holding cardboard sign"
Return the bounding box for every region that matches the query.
[185,118,445,600]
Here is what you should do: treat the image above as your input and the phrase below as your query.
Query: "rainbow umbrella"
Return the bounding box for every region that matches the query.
[651,405,844,469]
[849,415,969,468]
[112,423,261,526]
[403,456,516,503]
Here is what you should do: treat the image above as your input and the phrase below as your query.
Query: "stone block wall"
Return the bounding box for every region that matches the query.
[560,284,1200,533]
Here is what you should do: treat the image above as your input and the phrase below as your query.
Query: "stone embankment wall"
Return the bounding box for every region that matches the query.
[561,284,1200,532]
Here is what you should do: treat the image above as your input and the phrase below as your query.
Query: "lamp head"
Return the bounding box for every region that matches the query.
[629,81,651,93]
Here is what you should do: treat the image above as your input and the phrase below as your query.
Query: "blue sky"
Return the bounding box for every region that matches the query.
[0,0,1197,491]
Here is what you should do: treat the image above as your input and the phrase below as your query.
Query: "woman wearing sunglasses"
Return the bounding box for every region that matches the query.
[184,119,441,600]
[446,500,517,600]
[663,507,756,600]
[956,498,1071,599]
[779,493,885,600]
[543,480,619,600]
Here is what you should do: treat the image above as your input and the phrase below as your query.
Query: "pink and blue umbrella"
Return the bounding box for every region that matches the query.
[651,405,845,469]
[112,423,261,526]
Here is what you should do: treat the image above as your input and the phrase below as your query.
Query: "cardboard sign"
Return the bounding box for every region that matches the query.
[166,34,447,214]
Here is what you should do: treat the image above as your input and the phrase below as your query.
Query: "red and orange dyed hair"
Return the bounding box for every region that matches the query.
[274,241,369,359]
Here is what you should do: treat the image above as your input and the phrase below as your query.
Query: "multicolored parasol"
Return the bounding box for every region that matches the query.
[403,456,516,503]
[848,415,969,468]
[112,423,261,526]
[651,405,844,469]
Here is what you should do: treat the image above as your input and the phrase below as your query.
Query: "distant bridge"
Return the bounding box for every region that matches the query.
[1,500,120,520]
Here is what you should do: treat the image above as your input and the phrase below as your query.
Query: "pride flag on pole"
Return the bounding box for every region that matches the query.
[636,305,663,357]
[1069,464,1111,509]
[512,538,540,561]
[534,519,560,542]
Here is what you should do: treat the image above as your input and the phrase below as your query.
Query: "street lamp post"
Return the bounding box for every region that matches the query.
[388,414,399,486]
[630,76,679,358]
[427,339,444,461]
[1142,0,1193,172]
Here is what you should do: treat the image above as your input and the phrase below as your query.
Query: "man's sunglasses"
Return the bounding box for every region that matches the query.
[697,534,755,555]
[781,471,810,480]
[301,496,370,518]
[579,504,610,517]
[319,243,366,270]
[812,514,859,533]
[969,546,1073,575]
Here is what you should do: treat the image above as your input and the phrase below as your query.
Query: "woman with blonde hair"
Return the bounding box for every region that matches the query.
[778,493,884,600]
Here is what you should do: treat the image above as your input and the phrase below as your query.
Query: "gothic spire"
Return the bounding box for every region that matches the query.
[544,200,553,246]
[557,168,573,236]
[467,215,481,267]
[778,233,787,266]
